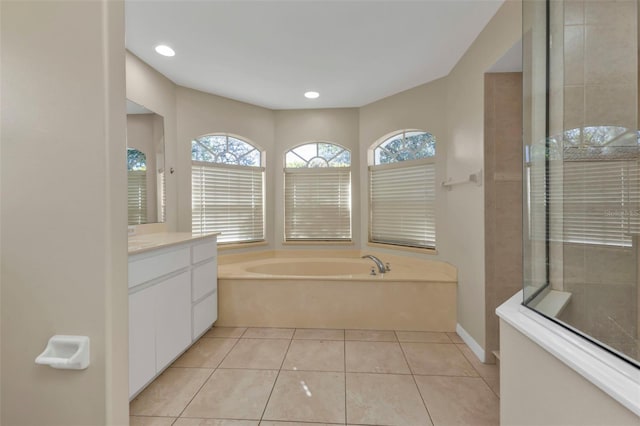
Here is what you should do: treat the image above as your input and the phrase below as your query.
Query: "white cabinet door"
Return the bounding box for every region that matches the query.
[129,285,156,398]
[192,259,217,302]
[155,271,192,370]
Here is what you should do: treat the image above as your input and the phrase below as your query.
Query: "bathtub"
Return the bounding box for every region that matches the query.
[216,253,457,331]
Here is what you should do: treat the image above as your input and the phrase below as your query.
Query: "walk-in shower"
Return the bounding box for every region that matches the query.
[523,0,639,367]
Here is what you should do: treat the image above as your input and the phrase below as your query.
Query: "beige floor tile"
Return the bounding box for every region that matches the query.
[345,329,397,342]
[130,367,212,417]
[174,419,258,426]
[260,422,340,426]
[243,327,294,339]
[484,376,500,398]
[182,369,278,420]
[401,343,477,376]
[395,331,452,343]
[346,341,410,374]
[293,328,344,340]
[263,370,345,424]
[446,332,464,344]
[282,340,344,372]
[415,375,499,426]
[205,327,247,338]
[219,339,290,369]
[456,343,499,379]
[172,338,238,368]
[346,373,433,426]
[129,416,175,426]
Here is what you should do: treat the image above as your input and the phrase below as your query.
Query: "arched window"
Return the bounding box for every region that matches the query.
[284,142,351,241]
[369,130,436,249]
[127,148,147,225]
[191,134,264,243]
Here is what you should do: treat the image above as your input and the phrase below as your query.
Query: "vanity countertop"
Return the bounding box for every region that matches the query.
[128,232,220,255]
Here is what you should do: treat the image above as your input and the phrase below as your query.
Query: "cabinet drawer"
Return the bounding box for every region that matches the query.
[192,260,217,302]
[129,247,190,288]
[192,238,217,264]
[193,292,217,340]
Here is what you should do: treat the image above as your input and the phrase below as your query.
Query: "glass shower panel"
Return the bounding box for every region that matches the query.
[523,0,639,367]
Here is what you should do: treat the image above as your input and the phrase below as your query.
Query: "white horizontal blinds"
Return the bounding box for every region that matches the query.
[158,170,166,223]
[284,168,351,240]
[562,161,640,247]
[192,162,265,243]
[370,160,436,248]
[527,162,549,241]
[529,160,640,246]
[128,170,147,225]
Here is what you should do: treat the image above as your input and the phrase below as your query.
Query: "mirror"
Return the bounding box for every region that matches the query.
[126,99,165,225]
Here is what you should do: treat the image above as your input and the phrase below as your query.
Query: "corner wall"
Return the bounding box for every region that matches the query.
[175,87,276,244]
[1,1,128,424]
[443,0,522,354]
[275,108,361,249]
[358,77,448,261]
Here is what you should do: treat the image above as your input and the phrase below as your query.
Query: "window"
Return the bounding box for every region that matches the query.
[128,148,147,225]
[369,130,436,249]
[284,142,351,241]
[191,134,264,244]
[528,126,640,247]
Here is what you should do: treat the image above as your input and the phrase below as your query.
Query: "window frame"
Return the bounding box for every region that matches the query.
[191,133,265,245]
[368,130,437,251]
[283,141,352,242]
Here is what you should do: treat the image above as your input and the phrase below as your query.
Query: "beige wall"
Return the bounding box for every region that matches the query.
[358,77,448,261]
[500,320,638,425]
[443,0,522,353]
[126,51,178,231]
[1,1,128,424]
[275,108,360,249]
[176,87,276,245]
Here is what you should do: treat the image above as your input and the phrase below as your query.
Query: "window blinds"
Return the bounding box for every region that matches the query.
[528,160,640,247]
[369,161,436,249]
[284,168,351,241]
[128,170,147,225]
[192,162,265,243]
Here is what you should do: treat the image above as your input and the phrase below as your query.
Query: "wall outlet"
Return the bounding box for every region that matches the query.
[128,226,136,236]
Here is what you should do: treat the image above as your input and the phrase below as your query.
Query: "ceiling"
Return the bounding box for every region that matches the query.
[125,1,505,110]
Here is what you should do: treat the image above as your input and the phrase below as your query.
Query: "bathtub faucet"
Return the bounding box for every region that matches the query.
[362,255,386,274]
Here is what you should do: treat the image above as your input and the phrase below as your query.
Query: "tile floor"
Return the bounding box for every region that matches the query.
[130,327,500,426]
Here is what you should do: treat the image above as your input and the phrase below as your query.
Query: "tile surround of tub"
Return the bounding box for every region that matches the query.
[131,327,498,425]
[484,72,523,360]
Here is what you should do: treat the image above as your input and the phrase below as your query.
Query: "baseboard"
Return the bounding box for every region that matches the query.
[456,323,486,363]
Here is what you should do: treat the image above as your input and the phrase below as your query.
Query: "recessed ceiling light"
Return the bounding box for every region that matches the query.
[154,44,175,57]
[304,91,320,99]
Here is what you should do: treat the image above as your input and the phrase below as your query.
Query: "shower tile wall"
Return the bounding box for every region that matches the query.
[484,72,523,358]
[558,0,638,358]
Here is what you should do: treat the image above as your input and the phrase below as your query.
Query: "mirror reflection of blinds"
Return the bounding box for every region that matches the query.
[284,168,351,241]
[192,162,265,243]
[159,170,166,223]
[128,170,147,225]
[529,160,640,247]
[369,161,436,249]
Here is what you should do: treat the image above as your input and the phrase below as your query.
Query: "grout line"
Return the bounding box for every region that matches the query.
[258,326,295,422]
[173,333,243,419]
[396,332,435,425]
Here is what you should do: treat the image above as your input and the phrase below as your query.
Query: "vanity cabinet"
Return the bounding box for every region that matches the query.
[128,234,217,399]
